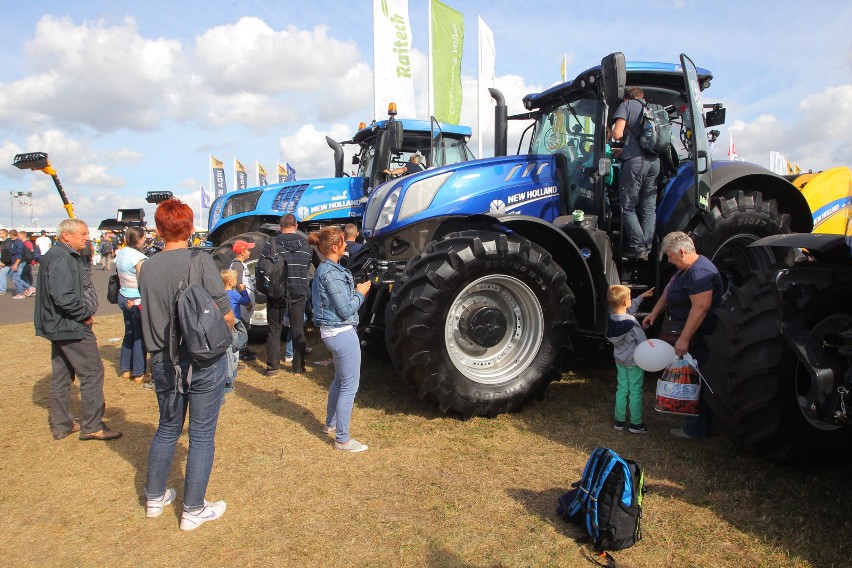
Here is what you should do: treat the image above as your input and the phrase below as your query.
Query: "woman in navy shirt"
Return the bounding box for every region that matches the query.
[643,231,723,439]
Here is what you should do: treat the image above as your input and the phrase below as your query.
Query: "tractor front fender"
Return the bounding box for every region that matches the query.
[658,161,813,237]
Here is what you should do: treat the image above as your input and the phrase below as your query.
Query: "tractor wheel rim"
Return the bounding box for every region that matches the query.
[445,274,544,385]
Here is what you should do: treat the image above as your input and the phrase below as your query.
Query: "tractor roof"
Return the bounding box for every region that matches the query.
[353,119,472,144]
[524,61,714,111]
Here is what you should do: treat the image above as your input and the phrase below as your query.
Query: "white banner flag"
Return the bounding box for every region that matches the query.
[373,0,416,119]
[477,16,495,158]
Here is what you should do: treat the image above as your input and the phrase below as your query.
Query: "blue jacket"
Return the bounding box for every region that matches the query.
[311,260,364,328]
[10,238,26,263]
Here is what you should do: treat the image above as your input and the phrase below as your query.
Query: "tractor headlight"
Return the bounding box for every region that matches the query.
[375,187,401,230]
[398,172,452,221]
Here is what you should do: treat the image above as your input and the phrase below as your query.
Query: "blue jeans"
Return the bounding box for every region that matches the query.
[12,262,29,294]
[0,265,10,293]
[118,293,147,376]
[145,352,226,510]
[620,156,660,253]
[323,328,362,444]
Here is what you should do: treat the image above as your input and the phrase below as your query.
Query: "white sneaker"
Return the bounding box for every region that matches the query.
[335,439,368,453]
[146,488,176,518]
[180,500,227,531]
[284,355,294,363]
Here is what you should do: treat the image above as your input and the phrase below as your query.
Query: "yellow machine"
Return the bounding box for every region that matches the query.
[785,166,852,235]
[12,152,75,219]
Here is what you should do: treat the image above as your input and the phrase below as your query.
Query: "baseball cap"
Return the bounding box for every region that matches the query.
[232,240,255,254]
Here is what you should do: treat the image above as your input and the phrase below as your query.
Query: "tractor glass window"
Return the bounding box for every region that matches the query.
[530,98,600,213]
[356,142,375,178]
[439,137,475,167]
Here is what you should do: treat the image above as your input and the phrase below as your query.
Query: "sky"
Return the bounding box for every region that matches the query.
[1,0,850,230]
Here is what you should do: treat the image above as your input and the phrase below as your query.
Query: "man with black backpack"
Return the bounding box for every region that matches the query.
[261,213,313,377]
[611,87,664,260]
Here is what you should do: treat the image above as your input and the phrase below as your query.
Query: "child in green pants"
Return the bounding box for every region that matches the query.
[606,284,654,433]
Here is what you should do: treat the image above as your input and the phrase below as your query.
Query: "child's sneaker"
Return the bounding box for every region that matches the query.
[146,488,176,518]
[613,420,625,431]
[628,423,649,434]
[322,425,336,435]
[335,439,368,452]
[180,500,227,531]
[284,355,294,363]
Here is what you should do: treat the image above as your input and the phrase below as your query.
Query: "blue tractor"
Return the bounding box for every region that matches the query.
[206,110,476,334]
[354,53,813,417]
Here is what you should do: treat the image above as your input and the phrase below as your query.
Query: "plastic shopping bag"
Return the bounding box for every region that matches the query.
[655,355,701,416]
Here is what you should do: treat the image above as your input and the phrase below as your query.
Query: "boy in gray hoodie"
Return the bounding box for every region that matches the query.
[606,284,654,433]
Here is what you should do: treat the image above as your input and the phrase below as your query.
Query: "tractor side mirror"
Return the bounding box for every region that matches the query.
[600,52,626,109]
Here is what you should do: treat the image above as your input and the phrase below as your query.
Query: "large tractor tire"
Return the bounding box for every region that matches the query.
[386,230,575,417]
[690,189,792,292]
[704,267,852,461]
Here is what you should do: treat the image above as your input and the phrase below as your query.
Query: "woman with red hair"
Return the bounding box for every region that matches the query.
[138,199,235,530]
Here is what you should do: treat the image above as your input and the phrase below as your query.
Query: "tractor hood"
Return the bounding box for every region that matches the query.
[208,176,366,243]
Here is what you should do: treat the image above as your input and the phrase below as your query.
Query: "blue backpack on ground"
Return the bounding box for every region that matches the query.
[557,447,645,555]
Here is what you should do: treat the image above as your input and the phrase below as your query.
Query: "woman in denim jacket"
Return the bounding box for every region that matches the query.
[309,227,372,452]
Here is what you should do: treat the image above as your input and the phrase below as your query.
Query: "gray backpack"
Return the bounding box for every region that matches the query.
[638,101,672,155]
[169,251,232,394]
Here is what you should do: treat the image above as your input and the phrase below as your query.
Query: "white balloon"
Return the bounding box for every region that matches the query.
[634,339,676,372]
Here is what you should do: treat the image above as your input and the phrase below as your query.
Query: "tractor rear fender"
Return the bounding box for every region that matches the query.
[432,214,611,333]
[658,161,813,238]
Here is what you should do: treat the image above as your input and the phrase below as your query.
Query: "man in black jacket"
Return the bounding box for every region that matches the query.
[264,214,313,377]
[35,218,122,441]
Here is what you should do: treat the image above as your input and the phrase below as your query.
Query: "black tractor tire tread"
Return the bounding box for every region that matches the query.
[704,265,852,461]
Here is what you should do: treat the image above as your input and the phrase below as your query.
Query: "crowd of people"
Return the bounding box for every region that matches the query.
[31,199,373,531]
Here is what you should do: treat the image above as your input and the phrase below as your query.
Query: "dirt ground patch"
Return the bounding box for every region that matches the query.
[1,315,849,567]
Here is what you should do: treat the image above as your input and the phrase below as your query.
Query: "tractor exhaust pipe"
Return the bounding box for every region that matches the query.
[490,88,507,157]
[326,136,344,178]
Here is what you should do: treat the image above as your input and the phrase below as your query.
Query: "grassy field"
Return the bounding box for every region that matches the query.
[1,315,849,567]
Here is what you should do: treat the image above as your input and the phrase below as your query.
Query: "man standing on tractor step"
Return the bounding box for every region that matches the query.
[264,214,313,377]
[611,87,660,259]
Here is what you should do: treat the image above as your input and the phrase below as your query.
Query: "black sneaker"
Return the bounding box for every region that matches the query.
[263,368,278,378]
[613,420,625,431]
[239,350,257,361]
[628,423,649,434]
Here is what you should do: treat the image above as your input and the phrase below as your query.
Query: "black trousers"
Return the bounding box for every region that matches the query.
[266,295,307,372]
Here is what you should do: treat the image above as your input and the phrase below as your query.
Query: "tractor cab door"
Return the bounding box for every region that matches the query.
[680,53,712,211]
[430,117,444,168]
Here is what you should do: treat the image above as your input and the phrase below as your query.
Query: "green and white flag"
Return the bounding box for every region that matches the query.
[430,0,464,125]
[373,0,416,119]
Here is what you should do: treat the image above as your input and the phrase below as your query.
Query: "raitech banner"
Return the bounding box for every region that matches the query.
[257,161,268,186]
[235,159,248,190]
[431,0,464,125]
[277,163,287,183]
[477,16,495,157]
[211,156,227,198]
[373,0,416,119]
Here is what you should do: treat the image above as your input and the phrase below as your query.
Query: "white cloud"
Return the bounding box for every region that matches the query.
[0,15,184,132]
[278,123,354,179]
[730,84,852,170]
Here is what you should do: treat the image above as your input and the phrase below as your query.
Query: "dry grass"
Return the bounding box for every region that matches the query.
[0,315,849,567]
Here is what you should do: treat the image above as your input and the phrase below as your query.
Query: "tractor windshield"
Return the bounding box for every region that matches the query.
[530,97,602,213]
